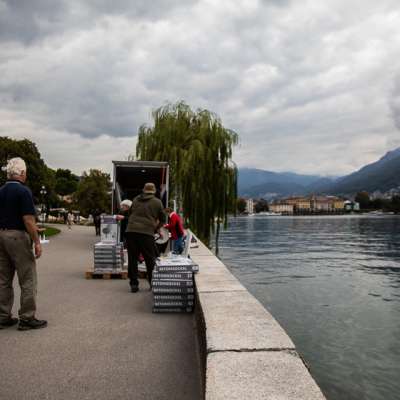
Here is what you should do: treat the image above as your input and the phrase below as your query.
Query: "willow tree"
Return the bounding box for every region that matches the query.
[136,101,238,252]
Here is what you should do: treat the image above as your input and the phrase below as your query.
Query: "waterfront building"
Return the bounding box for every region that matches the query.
[269,203,294,214]
[311,196,331,212]
[277,196,346,214]
[344,200,360,211]
[310,195,345,213]
[333,198,345,211]
[245,198,254,214]
[285,197,311,213]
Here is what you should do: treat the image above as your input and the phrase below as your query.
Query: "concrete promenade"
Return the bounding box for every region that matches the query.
[0,225,201,400]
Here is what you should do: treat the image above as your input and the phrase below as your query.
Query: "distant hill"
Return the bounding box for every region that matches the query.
[238,168,321,190]
[304,177,337,194]
[238,147,400,198]
[325,148,400,194]
[238,168,322,198]
[241,181,308,199]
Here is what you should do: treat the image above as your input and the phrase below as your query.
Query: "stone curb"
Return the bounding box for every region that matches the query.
[190,240,327,400]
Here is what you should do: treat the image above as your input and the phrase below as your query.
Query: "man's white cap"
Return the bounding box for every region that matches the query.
[120,199,132,208]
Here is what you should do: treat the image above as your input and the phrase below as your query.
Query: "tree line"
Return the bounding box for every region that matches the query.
[2,101,239,250]
[355,191,400,213]
[0,137,111,217]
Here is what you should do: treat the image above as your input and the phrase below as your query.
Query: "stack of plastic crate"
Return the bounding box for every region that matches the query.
[93,242,124,272]
[152,256,199,313]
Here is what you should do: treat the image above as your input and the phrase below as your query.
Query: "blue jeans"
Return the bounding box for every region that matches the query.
[172,236,184,254]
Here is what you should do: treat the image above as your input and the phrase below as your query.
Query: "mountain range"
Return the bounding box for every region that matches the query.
[238,147,400,199]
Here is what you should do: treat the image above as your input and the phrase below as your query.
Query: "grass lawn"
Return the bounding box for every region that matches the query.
[43,226,61,237]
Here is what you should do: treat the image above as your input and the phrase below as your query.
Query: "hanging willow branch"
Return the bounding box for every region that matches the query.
[136,101,238,251]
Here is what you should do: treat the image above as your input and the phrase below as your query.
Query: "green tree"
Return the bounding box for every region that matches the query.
[136,101,238,251]
[370,198,389,211]
[237,198,247,214]
[74,169,111,216]
[0,136,56,206]
[355,191,370,210]
[55,168,79,195]
[254,199,269,213]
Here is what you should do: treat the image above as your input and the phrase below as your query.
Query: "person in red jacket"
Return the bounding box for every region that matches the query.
[164,207,185,254]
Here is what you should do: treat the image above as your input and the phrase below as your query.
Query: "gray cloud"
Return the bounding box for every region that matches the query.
[1,0,400,174]
[0,0,197,43]
[0,0,68,43]
[390,75,400,131]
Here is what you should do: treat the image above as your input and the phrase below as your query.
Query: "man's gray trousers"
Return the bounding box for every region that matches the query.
[0,230,37,322]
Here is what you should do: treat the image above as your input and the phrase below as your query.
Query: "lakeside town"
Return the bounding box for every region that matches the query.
[241,190,400,215]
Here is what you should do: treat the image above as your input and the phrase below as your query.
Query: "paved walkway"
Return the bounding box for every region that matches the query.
[0,225,201,400]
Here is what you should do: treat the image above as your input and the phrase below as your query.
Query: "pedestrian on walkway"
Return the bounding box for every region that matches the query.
[125,183,165,292]
[67,211,74,229]
[164,206,185,254]
[93,209,101,236]
[0,157,47,331]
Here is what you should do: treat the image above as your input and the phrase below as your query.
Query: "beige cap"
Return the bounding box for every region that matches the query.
[120,199,132,208]
[143,182,156,194]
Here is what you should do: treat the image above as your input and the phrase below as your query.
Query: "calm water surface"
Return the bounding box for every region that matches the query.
[218,215,400,400]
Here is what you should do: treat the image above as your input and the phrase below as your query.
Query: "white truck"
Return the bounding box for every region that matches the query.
[111,161,169,213]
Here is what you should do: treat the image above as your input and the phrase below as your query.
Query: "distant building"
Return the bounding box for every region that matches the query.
[333,198,345,211]
[285,197,311,213]
[370,190,384,200]
[275,195,346,214]
[245,198,254,214]
[371,187,400,200]
[312,196,331,212]
[311,195,344,213]
[344,200,360,211]
[269,203,294,214]
[386,187,400,198]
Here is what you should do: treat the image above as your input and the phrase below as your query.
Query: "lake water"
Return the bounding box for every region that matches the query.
[217,215,400,400]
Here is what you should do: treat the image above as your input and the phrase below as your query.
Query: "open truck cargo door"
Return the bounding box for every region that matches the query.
[112,161,169,214]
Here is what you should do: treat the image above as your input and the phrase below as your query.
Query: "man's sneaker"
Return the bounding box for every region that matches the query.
[0,317,18,329]
[18,318,47,331]
[130,284,139,293]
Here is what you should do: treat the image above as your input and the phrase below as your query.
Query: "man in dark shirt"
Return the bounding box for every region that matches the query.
[125,183,165,292]
[93,209,101,236]
[0,157,47,331]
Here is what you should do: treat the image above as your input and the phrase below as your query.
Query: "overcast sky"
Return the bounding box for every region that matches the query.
[1,0,400,177]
